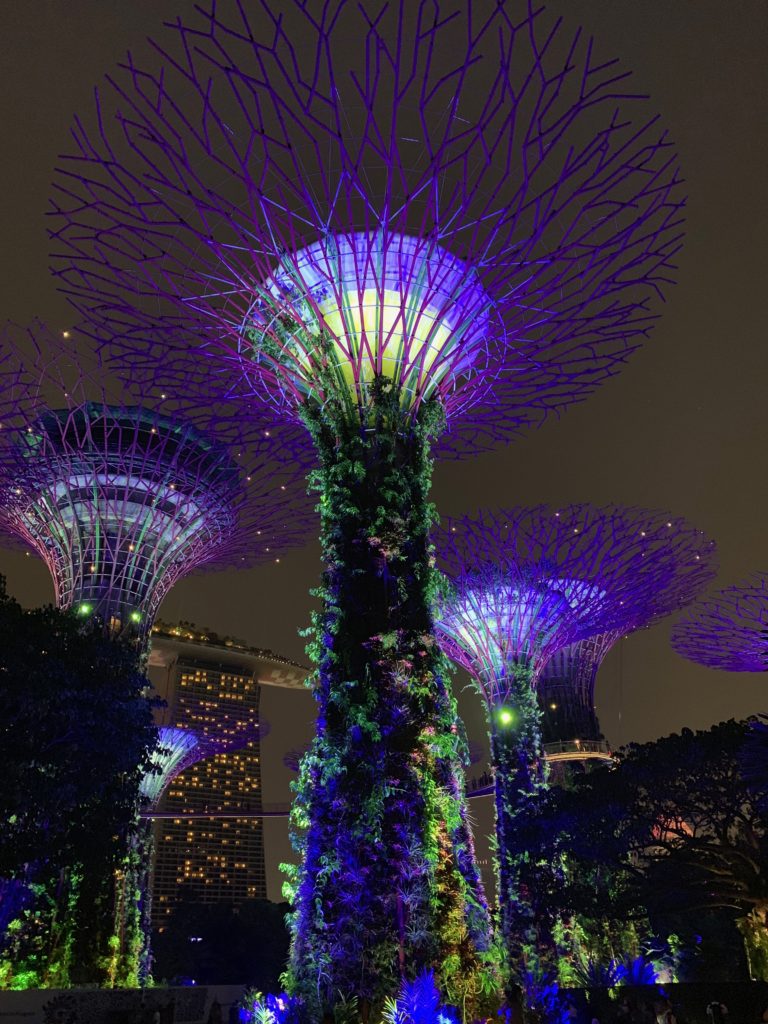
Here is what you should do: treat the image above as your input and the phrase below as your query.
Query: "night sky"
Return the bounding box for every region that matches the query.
[1,1,767,894]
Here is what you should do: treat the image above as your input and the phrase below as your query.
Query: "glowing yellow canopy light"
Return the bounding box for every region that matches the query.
[253,232,493,409]
[317,287,452,393]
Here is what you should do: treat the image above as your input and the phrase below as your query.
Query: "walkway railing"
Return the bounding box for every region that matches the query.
[542,738,613,762]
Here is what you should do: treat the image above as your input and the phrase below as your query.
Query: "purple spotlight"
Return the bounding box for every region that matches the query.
[671,572,768,673]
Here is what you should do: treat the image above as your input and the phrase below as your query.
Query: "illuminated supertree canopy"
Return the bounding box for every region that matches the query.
[141,722,268,808]
[48,0,685,1011]
[0,322,315,638]
[436,506,716,693]
[539,519,717,762]
[50,1,684,451]
[435,504,716,987]
[671,572,768,673]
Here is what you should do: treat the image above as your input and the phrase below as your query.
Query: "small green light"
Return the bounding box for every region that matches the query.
[130,611,142,623]
[498,708,515,727]
[78,603,92,616]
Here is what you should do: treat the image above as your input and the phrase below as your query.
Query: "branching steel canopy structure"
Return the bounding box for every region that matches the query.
[0,322,314,636]
[435,504,716,982]
[539,513,719,758]
[50,0,685,451]
[436,505,716,702]
[672,572,768,673]
[140,722,267,808]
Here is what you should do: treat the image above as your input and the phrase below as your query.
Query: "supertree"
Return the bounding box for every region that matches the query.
[285,737,482,776]
[671,572,768,673]
[0,322,314,642]
[0,322,314,986]
[434,505,716,989]
[130,725,254,982]
[134,720,271,978]
[541,572,756,771]
[48,0,685,1010]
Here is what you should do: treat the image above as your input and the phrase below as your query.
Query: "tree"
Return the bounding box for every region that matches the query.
[742,715,768,815]
[0,577,157,987]
[517,721,767,981]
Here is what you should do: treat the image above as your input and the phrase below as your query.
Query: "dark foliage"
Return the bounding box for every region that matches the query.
[515,720,768,980]
[0,577,156,874]
[742,715,768,816]
[0,576,157,984]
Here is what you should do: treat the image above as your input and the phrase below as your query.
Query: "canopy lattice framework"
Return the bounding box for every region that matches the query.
[672,572,768,673]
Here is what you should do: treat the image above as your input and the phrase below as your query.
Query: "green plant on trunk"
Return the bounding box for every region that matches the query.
[277,348,495,1019]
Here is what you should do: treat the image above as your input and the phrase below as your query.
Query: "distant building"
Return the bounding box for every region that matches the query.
[146,622,307,922]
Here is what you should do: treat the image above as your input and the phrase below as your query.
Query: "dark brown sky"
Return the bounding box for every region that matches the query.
[1,0,767,761]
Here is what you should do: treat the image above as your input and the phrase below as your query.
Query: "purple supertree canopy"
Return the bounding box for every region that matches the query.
[141,720,269,807]
[671,572,768,672]
[435,505,717,705]
[49,0,684,450]
[539,516,717,753]
[0,322,315,634]
[283,741,311,774]
[142,726,239,808]
[435,503,712,982]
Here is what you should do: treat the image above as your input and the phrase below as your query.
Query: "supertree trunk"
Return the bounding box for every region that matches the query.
[737,904,768,981]
[489,664,549,997]
[111,822,155,987]
[286,383,492,1017]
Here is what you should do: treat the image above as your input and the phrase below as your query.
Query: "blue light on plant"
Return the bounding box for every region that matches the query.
[382,970,460,1024]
